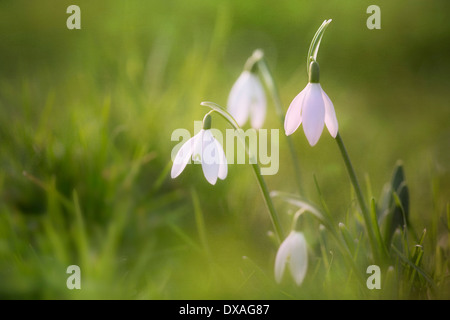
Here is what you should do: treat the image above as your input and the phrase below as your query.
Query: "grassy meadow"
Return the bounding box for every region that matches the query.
[0,0,449,299]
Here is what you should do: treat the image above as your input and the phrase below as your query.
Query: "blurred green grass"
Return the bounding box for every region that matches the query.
[0,0,449,299]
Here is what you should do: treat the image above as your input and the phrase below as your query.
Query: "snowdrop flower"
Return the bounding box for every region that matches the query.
[227,51,266,129]
[284,60,338,146]
[274,231,308,286]
[171,114,227,185]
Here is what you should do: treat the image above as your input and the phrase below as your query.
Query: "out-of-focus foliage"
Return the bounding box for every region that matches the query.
[0,0,449,299]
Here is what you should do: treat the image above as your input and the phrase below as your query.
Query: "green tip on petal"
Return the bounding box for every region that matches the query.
[203,113,212,130]
[309,60,320,83]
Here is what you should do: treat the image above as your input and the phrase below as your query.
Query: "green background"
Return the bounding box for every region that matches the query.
[0,0,449,299]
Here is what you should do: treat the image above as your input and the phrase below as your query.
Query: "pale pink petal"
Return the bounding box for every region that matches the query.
[302,83,325,146]
[321,87,338,138]
[284,84,309,136]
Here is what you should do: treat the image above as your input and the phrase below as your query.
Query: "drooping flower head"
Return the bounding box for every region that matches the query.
[227,50,266,129]
[284,60,338,146]
[274,231,308,286]
[171,113,227,185]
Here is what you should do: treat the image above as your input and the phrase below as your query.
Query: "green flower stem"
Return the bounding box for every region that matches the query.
[201,101,284,243]
[251,163,284,242]
[256,56,304,195]
[307,19,332,75]
[270,191,366,286]
[335,132,378,257]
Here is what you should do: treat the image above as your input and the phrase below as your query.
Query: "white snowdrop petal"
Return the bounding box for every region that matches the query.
[289,232,308,286]
[274,232,295,284]
[191,130,204,163]
[302,83,325,146]
[249,74,267,129]
[227,71,252,127]
[214,139,228,180]
[284,84,308,136]
[321,87,338,138]
[170,135,196,179]
[201,130,220,185]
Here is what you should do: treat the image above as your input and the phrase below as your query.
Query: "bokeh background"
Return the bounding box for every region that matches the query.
[0,0,449,299]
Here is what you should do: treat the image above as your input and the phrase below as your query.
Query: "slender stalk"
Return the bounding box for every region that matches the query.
[251,163,284,242]
[335,132,378,257]
[290,208,306,232]
[257,56,304,195]
[307,19,332,75]
[271,192,366,285]
[200,102,284,243]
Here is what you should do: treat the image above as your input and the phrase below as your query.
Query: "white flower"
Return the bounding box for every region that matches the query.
[227,70,266,129]
[274,231,308,286]
[171,129,227,185]
[284,61,338,146]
